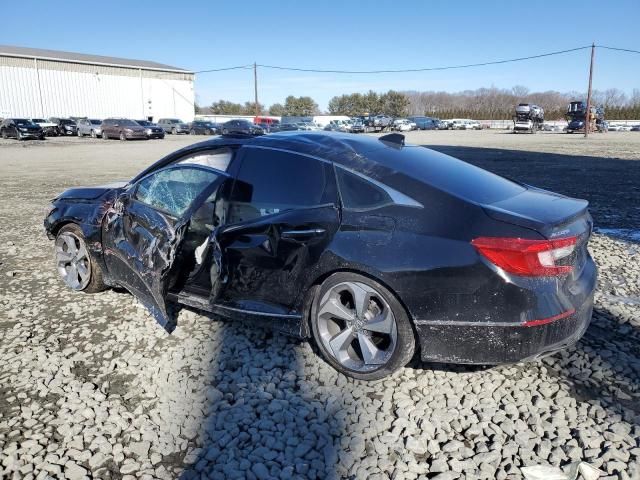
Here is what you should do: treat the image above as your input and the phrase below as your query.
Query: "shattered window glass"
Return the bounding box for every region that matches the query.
[178,148,232,172]
[134,167,219,217]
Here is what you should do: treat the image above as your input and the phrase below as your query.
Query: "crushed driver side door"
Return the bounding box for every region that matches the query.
[102,165,226,330]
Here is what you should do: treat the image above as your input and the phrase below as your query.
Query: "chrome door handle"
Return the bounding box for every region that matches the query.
[281,228,326,239]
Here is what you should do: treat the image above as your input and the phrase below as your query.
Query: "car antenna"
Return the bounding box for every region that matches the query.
[379,133,405,147]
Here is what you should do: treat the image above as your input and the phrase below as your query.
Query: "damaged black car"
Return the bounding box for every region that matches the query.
[44,132,597,380]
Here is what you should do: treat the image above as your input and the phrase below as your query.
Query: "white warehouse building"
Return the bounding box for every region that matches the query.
[0,45,194,121]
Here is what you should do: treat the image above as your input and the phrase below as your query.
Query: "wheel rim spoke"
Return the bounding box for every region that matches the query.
[357,332,384,365]
[347,282,372,318]
[76,261,89,281]
[318,295,355,322]
[56,249,74,263]
[363,309,394,334]
[329,327,355,358]
[66,263,80,288]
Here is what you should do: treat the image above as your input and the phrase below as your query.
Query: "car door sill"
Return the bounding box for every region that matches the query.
[166,291,304,337]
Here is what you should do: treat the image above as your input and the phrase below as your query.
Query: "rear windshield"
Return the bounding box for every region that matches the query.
[365,145,526,205]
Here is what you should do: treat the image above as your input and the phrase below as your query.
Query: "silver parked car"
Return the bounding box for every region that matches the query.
[157,118,190,134]
[77,119,103,138]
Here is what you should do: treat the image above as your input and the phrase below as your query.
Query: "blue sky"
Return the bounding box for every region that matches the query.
[2,1,638,110]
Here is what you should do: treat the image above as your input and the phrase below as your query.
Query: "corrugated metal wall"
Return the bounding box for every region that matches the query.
[0,56,194,121]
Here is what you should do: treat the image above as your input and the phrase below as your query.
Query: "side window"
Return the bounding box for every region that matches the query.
[228,148,336,223]
[134,166,220,217]
[336,168,393,210]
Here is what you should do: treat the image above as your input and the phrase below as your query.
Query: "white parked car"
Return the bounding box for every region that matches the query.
[393,119,412,132]
[29,118,58,136]
[618,124,632,132]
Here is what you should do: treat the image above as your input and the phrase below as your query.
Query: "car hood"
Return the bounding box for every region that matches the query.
[56,181,128,200]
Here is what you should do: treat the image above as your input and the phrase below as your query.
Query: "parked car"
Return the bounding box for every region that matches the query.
[436,120,450,130]
[100,118,148,140]
[618,125,632,132]
[158,118,190,134]
[1,118,44,140]
[50,118,78,136]
[77,119,103,138]
[566,119,585,134]
[608,124,622,132]
[349,119,365,133]
[630,125,640,132]
[542,123,564,132]
[323,122,342,132]
[221,120,264,135]
[408,116,438,130]
[392,119,412,132]
[44,132,597,380]
[188,121,219,135]
[254,117,280,132]
[135,120,165,139]
[274,123,301,131]
[30,118,58,136]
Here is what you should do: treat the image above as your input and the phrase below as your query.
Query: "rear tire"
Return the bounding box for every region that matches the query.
[55,224,106,293]
[171,127,177,135]
[190,129,196,135]
[309,272,415,381]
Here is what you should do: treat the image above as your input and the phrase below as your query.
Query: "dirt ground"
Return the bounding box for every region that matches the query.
[0,130,639,480]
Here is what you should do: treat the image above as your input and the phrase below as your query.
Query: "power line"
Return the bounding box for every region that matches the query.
[597,45,640,55]
[254,46,592,74]
[191,44,638,77]
[194,64,252,74]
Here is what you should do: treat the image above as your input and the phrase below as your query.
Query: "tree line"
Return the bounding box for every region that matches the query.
[196,87,640,119]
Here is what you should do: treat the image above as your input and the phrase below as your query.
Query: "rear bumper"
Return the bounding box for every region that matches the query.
[415,300,592,363]
[415,257,597,364]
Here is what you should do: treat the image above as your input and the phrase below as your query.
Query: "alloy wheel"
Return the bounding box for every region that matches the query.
[55,231,91,290]
[316,281,398,372]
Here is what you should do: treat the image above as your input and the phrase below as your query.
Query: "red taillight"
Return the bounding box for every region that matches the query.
[471,236,578,277]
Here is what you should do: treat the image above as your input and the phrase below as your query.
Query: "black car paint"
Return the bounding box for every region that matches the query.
[45,132,596,364]
[1,119,44,140]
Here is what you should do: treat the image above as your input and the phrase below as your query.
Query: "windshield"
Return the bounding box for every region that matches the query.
[119,120,138,126]
[31,118,45,123]
[168,119,182,124]
[60,119,75,125]
[90,119,101,125]
[14,119,32,126]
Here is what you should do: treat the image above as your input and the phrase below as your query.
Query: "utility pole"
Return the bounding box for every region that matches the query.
[254,62,259,118]
[584,43,595,138]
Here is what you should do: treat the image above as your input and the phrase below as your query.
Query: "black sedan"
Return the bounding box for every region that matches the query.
[221,119,264,135]
[189,121,219,135]
[1,118,45,140]
[44,132,596,380]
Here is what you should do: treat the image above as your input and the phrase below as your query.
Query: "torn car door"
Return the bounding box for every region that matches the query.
[101,166,225,330]
[208,205,340,320]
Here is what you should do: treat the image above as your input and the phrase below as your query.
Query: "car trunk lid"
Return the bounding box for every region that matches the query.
[483,186,593,274]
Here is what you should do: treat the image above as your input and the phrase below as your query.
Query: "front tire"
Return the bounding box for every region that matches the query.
[310,272,415,381]
[102,131,108,140]
[91,130,97,138]
[120,131,126,141]
[171,127,177,135]
[54,224,106,293]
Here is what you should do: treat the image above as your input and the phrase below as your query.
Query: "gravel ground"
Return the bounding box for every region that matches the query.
[0,131,639,479]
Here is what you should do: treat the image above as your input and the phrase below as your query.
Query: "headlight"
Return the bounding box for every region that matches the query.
[19,127,29,132]
[146,128,152,134]
[125,128,133,133]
